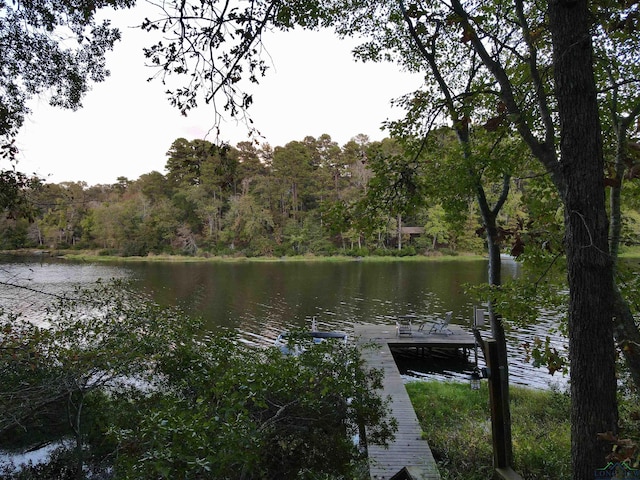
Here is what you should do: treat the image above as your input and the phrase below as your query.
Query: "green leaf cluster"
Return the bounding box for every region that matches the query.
[1,0,134,143]
[0,281,396,479]
[1,134,490,256]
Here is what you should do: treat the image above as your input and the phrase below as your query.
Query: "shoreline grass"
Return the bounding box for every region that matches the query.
[1,249,487,264]
[4,244,640,263]
[406,381,571,480]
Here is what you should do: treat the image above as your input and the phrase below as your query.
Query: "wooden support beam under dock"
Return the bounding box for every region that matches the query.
[354,323,476,480]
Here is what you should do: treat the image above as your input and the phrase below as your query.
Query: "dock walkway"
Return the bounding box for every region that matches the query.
[354,323,475,480]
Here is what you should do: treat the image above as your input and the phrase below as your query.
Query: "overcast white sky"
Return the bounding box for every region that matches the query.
[13,4,423,186]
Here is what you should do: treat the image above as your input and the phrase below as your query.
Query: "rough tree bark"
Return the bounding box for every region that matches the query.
[548,0,619,477]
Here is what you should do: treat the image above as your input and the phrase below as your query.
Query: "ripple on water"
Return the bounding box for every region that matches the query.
[0,259,568,390]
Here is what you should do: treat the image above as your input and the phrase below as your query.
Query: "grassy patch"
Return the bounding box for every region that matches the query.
[406,381,571,480]
[45,250,486,264]
[618,245,640,258]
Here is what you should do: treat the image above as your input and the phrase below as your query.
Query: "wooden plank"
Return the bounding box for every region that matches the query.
[355,323,448,480]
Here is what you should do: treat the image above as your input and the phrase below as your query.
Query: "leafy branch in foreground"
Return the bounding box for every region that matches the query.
[0,280,395,479]
[1,0,134,142]
[112,333,396,479]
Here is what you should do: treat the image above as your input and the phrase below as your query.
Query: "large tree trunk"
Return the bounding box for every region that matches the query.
[548,0,618,477]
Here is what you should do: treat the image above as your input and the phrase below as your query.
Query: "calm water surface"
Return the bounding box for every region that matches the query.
[0,256,566,390]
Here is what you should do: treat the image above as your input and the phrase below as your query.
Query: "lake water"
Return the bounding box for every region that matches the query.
[0,255,567,390]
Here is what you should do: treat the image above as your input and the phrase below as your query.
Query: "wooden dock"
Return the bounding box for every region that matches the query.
[354,323,476,480]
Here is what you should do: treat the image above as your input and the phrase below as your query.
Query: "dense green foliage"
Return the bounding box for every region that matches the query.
[1,134,531,257]
[10,131,639,261]
[0,281,397,479]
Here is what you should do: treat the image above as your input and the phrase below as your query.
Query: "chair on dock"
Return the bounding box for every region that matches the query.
[396,316,413,337]
[426,311,453,335]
